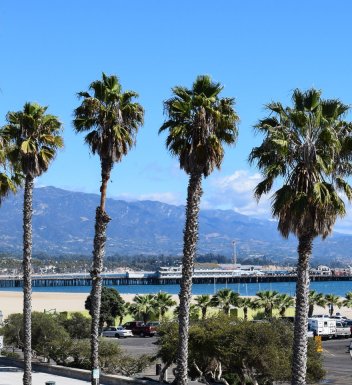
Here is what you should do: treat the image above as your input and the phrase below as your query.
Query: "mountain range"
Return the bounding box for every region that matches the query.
[0,186,351,265]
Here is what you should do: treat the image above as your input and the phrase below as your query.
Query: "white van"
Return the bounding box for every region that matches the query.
[308,317,337,339]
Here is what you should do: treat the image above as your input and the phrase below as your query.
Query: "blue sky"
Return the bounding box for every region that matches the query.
[1,1,352,232]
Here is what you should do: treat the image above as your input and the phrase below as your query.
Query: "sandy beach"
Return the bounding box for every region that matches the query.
[1,291,351,320]
[0,291,179,319]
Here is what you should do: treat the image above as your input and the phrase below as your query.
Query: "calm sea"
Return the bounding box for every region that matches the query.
[0,281,351,296]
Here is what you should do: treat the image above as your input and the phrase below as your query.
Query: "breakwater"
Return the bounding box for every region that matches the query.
[0,274,351,288]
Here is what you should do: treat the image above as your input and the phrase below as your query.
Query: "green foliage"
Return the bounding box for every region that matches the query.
[160,75,239,177]
[1,102,63,179]
[156,316,325,384]
[56,312,91,339]
[85,286,125,328]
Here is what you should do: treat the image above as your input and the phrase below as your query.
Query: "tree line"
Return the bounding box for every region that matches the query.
[1,73,352,385]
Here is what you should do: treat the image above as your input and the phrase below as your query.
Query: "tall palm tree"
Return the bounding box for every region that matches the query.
[130,294,156,324]
[308,290,326,317]
[342,292,352,309]
[194,294,212,320]
[160,75,239,385]
[325,293,342,317]
[277,293,295,317]
[154,292,176,321]
[237,297,258,320]
[211,288,240,316]
[249,88,352,385]
[1,102,63,385]
[73,73,144,385]
[254,290,280,318]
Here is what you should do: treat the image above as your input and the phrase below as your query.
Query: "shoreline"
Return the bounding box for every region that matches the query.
[1,291,352,319]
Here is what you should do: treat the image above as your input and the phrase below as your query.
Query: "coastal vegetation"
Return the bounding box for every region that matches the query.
[73,73,144,385]
[249,89,352,385]
[160,75,239,385]
[156,316,325,385]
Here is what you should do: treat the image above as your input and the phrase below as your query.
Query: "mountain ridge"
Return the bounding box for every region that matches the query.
[0,186,351,264]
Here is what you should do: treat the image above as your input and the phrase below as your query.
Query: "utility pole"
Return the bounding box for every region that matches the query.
[232,240,237,266]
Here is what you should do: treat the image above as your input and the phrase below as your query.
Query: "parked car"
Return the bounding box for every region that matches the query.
[101,326,133,338]
[123,321,157,337]
[343,319,352,337]
[334,321,351,338]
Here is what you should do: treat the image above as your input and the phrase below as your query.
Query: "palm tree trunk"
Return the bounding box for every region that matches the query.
[176,172,202,385]
[291,233,313,385]
[308,304,314,318]
[90,159,112,385]
[23,175,34,385]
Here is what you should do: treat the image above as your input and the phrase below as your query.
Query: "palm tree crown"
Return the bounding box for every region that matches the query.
[254,290,280,318]
[159,75,239,177]
[249,88,352,239]
[2,102,63,178]
[211,288,240,316]
[73,73,144,163]
[154,292,176,320]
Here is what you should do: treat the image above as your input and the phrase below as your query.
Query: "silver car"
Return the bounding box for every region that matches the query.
[101,326,133,338]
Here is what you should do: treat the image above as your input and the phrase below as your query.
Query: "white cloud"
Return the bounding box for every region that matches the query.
[203,169,272,218]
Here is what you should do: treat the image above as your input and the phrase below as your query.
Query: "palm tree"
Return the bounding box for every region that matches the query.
[0,135,22,201]
[342,292,352,308]
[1,102,63,385]
[154,292,176,321]
[254,290,280,318]
[194,294,212,320]
[73,73,144,385]
[117,301,131,326]
[160,75,239,385]
[325,293,342,317]
[277,293,295,317]
[130,294,156,324]
[249,88,352,385]
[211,288,240,316]
[237,297,258,320]
[308,290,326,317]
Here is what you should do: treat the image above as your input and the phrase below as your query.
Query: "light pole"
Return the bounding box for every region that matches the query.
[232,241,237,266]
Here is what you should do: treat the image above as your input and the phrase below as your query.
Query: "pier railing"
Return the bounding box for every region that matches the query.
[0,273,351,288]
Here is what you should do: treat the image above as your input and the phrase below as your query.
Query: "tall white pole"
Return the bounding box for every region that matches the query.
[232,241,237,266]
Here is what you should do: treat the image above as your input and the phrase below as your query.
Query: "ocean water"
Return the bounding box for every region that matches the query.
[0,280,351,297]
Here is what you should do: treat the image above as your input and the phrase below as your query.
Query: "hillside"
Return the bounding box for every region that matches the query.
[0,186,351,264]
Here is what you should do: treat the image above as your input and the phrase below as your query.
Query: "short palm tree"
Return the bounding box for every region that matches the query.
[325,293,342,317]
[154,292,176,321]
[211,288,240,316]
[130,294,156,324]
[160,75,239,385]
[117,301,131,326]
[237,297,258,320]
[194,294,212,320]
[249,88,352,385]
[308,290,326,317]
[342,292,352,308]
[1,102,63,385]
[254,290,280,318]
[277,293,295,317]
[73,73,144,385]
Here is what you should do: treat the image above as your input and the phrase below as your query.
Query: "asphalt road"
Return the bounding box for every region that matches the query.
[110,335,159,357]
[321,338,352,384]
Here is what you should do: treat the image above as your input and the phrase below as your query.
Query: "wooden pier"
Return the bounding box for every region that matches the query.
[0,274,351,288]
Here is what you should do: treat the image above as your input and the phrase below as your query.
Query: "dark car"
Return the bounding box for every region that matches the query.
[123,321,157,337]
